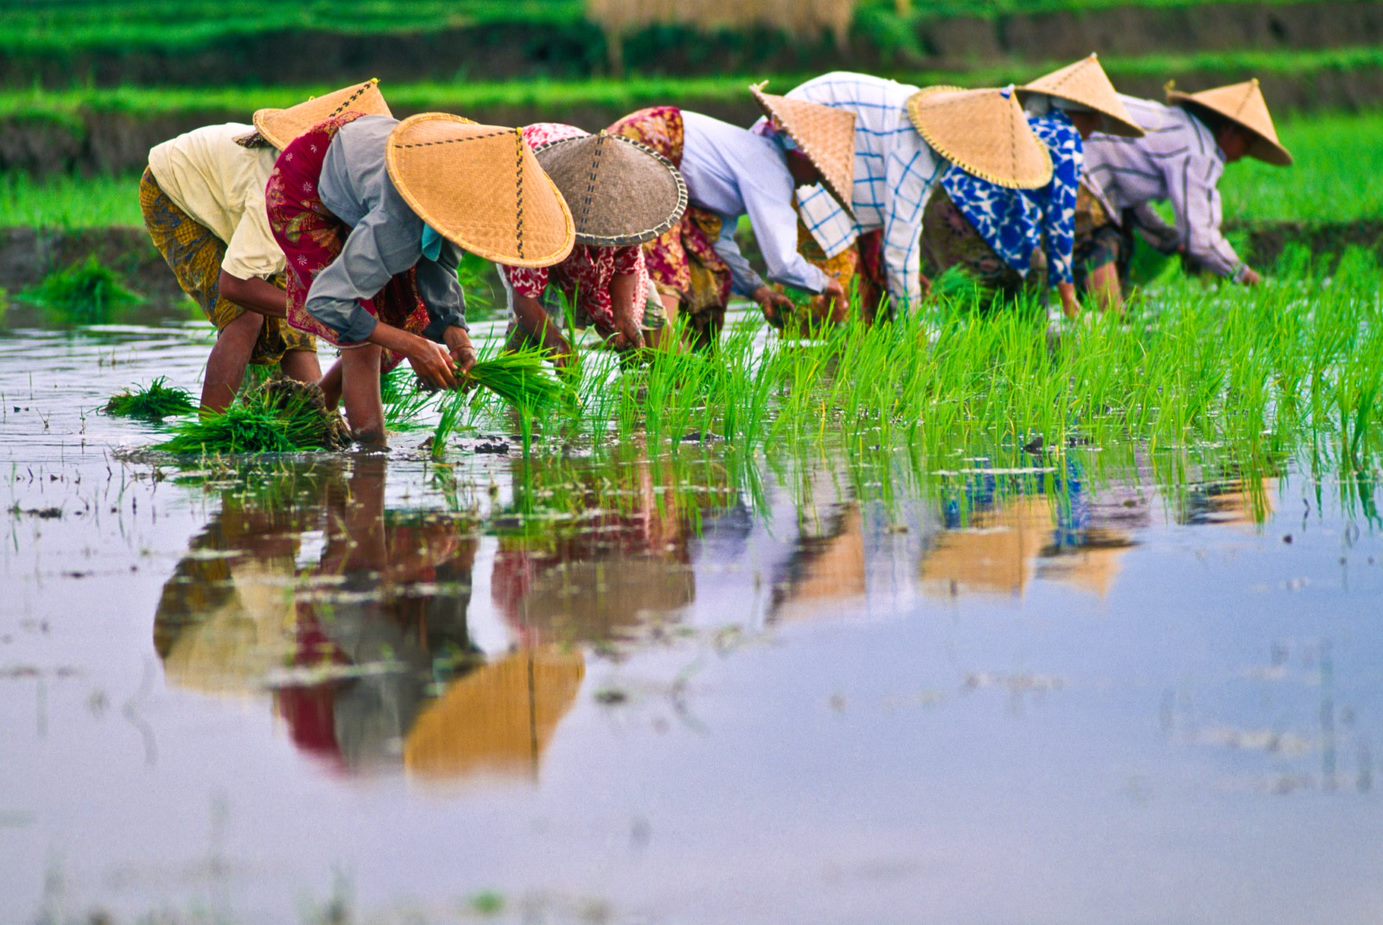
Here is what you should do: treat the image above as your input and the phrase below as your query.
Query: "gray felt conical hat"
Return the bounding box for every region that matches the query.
[532,130,688,247]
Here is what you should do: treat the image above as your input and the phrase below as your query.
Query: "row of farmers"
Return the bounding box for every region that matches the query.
[141,57,1291,441]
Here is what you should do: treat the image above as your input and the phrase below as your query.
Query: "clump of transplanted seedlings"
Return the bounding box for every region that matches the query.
[158,379,352,455]
[104,377,196,422]
[381,367,440,431]
[19,256,142,324]
[432,349,569,458]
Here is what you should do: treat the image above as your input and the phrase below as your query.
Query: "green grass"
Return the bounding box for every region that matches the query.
[104,377,196,422]
[17,255,142,323]
[0,0,1335,54]
[0,173,139,229]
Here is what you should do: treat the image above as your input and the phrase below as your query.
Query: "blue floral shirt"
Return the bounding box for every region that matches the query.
[940,110,1084,286]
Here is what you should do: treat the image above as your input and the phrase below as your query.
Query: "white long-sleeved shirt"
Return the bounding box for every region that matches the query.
[783,72,947,310]
[679,111,828,296]
[1082,95,1245,279]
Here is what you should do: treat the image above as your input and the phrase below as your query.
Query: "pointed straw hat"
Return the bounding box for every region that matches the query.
[1166,78,1293,166]
[386,113,575,268]
[531,130,687,247]
[1018,53,1146,138]
[749,82,857,216]
[906,85,1053,189]
[252,78,392,151]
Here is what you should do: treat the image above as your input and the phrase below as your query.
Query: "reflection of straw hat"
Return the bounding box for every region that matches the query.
[253,78,392,151]
[532,130,688,247]
[1166,78,1293,166]
[906,85,1053,189]
[403,648,584,781]
[386,114,575,267]
[750,82,857,216]
[1019,53,1145,138]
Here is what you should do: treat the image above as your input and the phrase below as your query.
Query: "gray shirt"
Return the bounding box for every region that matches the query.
[679,111,828,296]
[312,115,466,344]
[1083,96,1244,279]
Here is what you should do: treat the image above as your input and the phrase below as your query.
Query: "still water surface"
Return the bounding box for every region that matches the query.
[1,312,1381,923]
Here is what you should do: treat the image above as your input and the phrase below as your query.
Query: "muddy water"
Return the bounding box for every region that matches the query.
[2,312,1382,924]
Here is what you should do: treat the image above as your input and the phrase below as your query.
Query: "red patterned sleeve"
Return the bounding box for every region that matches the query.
[505,265,549,299]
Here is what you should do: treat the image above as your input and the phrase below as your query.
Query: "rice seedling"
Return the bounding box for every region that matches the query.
[381,367,440,431]
[431,349,571,457]
[17,256,142,324]
[157,379,352,456]
[103,377,196,422]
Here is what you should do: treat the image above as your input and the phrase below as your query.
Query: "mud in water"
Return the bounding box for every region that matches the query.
[2,316,1383,924]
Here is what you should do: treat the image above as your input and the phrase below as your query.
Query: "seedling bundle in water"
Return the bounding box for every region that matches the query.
[432,349,569,457]
[104,377,196,422]
[158,379,352,455]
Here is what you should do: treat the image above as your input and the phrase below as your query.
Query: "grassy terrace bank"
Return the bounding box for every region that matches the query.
[2,47,1380,176]
[0,0,1376,86]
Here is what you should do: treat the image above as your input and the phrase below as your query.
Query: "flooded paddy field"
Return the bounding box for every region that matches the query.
[3,289,1383,924]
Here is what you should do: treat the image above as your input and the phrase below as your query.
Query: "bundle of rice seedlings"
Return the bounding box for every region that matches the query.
[382,367,440,430]
[929,266,990,307]
[431,349,571,456]
[158,379,352,455]
[19,256,142,325]
[104,377,196,422]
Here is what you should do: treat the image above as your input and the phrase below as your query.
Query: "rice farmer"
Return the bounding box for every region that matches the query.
[266,107,574,444]
[499,122,686,364]
[607,91,853,348]
[1079,78,1293,304]
[923,55,1145,318]
[779,73,1051,319]
[139,82,391,412]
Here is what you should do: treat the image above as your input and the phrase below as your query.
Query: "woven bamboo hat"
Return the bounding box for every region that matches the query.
[531,130,687,247]
[750,82,857,216]
[906,85,1053,189]
[252,78,392,151]
[1166,78,1293,166]
[1018,53,1145,138]
[386,114,575,268]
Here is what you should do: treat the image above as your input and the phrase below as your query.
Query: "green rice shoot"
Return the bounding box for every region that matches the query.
[104,377,196,422]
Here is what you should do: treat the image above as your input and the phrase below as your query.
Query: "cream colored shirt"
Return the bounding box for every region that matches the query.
[147,122,285,281]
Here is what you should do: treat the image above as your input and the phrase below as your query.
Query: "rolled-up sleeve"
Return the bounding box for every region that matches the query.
[417,240,468,340]
[305,193,424,344]
[1166,153,1242,278]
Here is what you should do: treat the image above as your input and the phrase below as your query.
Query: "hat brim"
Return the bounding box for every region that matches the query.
[907,85,1053,190]
[1169,93,1294,166]
[1016,88,1146,138]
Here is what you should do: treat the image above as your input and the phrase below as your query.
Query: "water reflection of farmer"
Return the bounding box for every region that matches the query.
[491,454,697,646]
[154,459,583,783]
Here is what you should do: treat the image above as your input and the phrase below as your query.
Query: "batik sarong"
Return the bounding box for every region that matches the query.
[140,168,315,365]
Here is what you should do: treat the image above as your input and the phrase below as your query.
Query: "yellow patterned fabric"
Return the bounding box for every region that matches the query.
[140,169,315,365]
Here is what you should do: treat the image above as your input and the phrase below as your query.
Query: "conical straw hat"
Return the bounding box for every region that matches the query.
[253,78,392,151]
[532,130,688,247]
[386,113,575,267]
[750,82,857,216]
[1166,78,1293,166]
[906,85,1053,189]
[1019,53,1145,138]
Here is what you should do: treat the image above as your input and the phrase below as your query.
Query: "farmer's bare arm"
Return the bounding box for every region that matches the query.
[513,294,573,361]
[218,271,288,318]
[609,272,645,351]
[367,323,458,390]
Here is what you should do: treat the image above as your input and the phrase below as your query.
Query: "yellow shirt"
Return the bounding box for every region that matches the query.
[147,122,285,281]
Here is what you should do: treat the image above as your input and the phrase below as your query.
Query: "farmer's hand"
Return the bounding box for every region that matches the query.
[610,315,645,353]
[821,278,848,322]
[1239,267,1263,286]
[443,325,478,376]
[1057,282,1081,320]
[919,274,934,301]
[407,336,458,391]
[752,285,794,325]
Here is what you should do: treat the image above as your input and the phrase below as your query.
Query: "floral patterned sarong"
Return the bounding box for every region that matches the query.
[266,111,430,371]
[140,168,315,365]
[607,107,732,320]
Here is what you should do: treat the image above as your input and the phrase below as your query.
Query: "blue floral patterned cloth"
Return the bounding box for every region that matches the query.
[939,110,1084,286]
